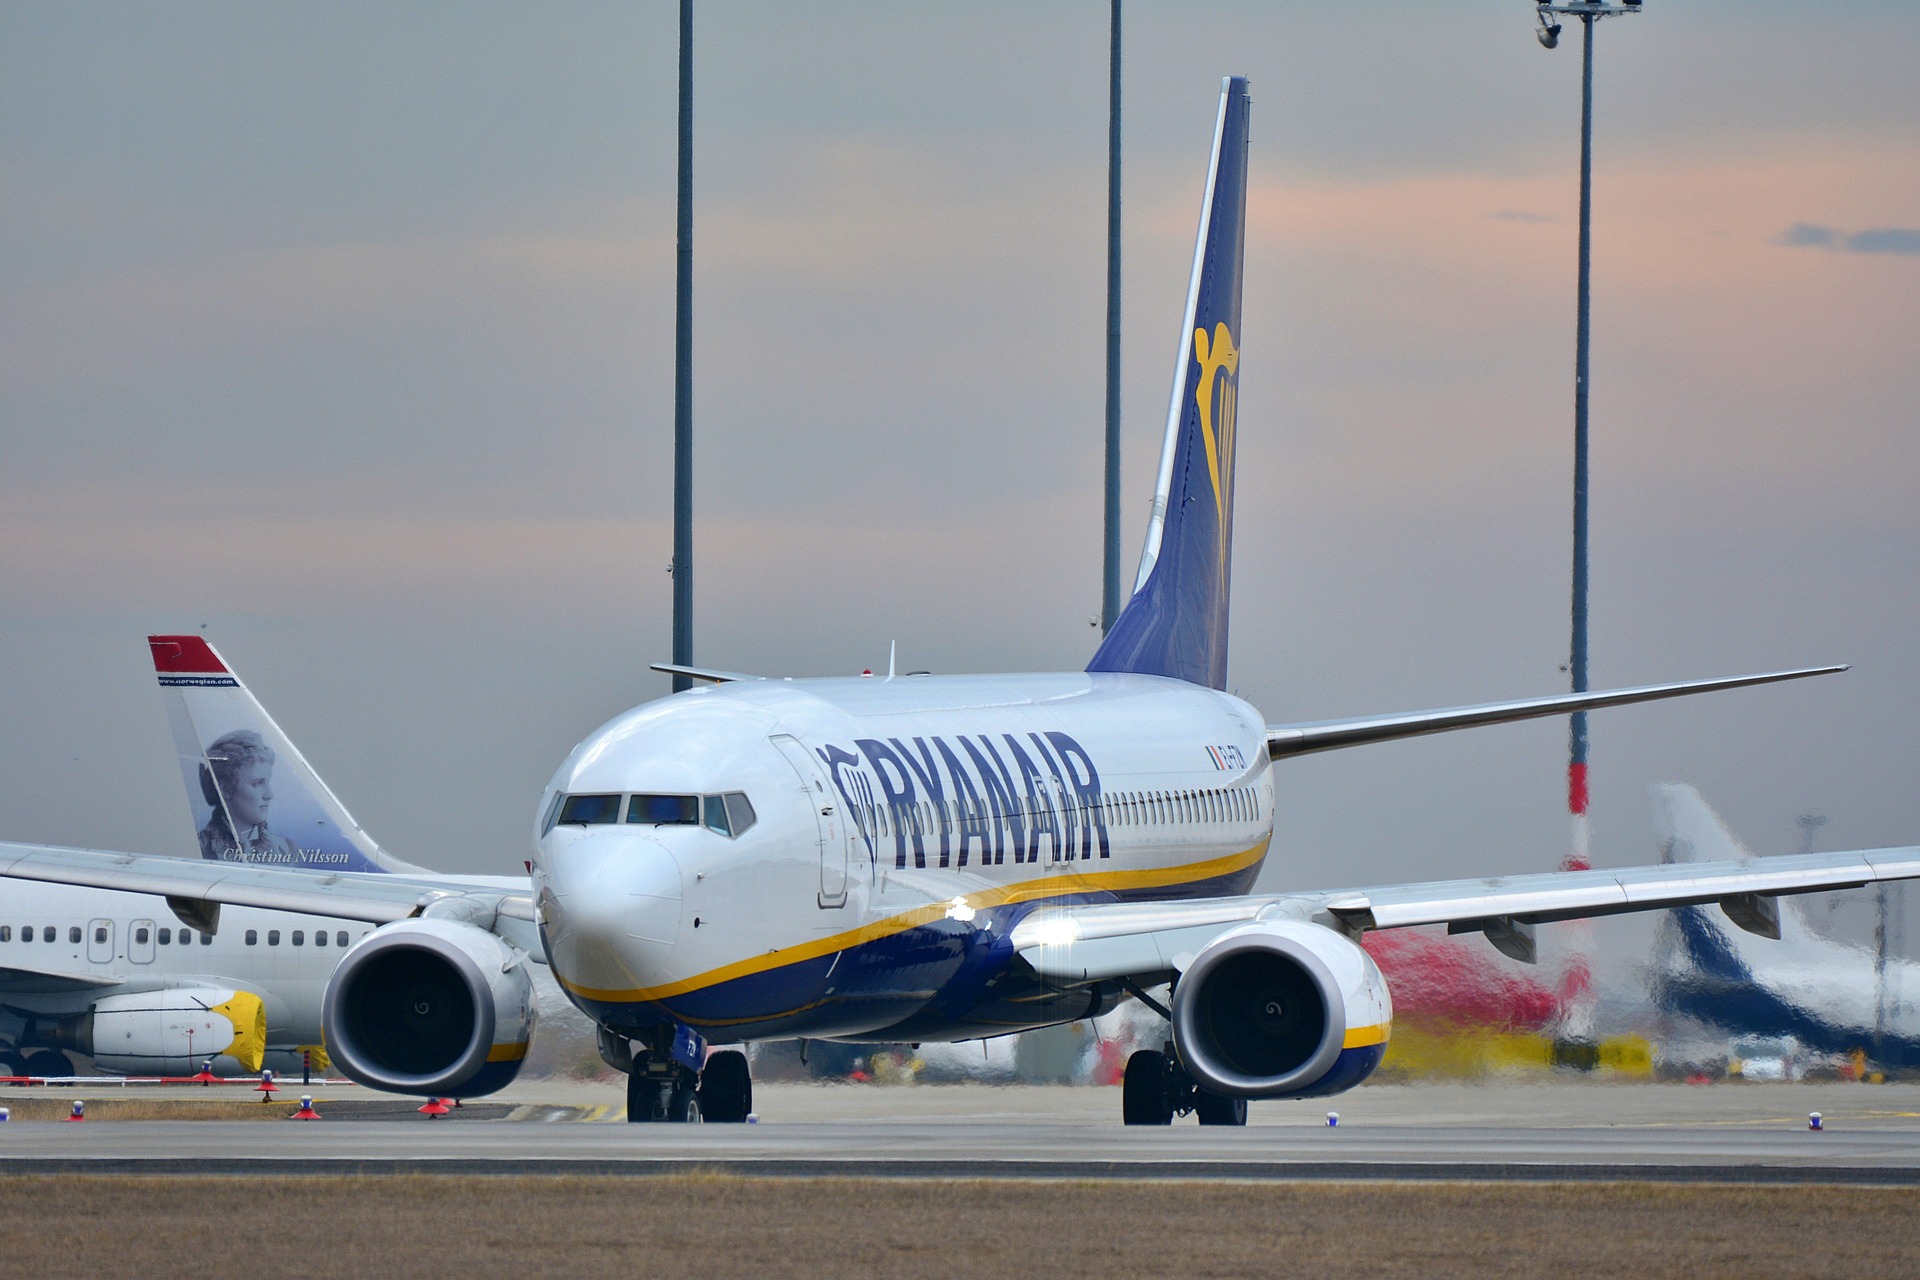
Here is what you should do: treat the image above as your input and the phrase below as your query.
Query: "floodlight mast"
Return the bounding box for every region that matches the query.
[1534,0,1640,871]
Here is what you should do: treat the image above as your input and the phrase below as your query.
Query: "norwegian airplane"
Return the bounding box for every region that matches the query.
[0,635,535,1083]
[4,76,1916,1125]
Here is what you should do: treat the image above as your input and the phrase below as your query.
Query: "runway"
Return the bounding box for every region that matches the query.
[3,1080,1917,1182]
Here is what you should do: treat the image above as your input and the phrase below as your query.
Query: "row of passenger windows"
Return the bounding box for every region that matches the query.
[859,783,1265,840]
[0,924,355,948]
[243,928,353,947]
[5,923,214,946]
[545,791,757,838]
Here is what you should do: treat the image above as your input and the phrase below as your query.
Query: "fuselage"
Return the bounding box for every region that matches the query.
[533,671,1274,1044]
[0,874,524,1073]
[0,879,357,1067]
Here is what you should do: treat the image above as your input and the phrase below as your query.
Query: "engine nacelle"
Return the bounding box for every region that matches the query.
[1171,920,1392,1099]
[80,988,267,1075]
[322,918,535,1098]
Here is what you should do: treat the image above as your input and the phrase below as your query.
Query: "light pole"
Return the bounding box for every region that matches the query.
[670,0,694,693]
[1101,0,1123,634]
[1535,0,1642,872]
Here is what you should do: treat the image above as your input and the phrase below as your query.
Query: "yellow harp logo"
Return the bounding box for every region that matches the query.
[1193,322,1239,580]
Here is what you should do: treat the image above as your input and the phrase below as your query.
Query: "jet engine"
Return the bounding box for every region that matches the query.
[321,918,535,1098]
[78,988,266,1075]
[1171,920,1392,1099]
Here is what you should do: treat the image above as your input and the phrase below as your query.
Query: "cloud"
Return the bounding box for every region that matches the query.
[1773,222,1920,255]
[1774,221,1839,247]
[1490,210,1559,224]
[1846,227,1920,255]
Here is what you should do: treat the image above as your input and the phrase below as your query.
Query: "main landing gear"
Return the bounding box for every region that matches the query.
[1122,1045,1246,1126]
[618,1025,752,1124]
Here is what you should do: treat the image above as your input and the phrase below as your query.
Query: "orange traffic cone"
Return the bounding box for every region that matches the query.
[291,1095,321,1120]
[255,1070,279,1103]
[192,1061,218,1085]
[417,1097,451,1118]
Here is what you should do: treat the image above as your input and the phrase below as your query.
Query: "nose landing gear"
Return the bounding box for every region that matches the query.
[612,1024,752,1124]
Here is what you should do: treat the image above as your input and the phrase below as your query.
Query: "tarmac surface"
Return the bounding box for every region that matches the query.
[4,1079,1918,1182]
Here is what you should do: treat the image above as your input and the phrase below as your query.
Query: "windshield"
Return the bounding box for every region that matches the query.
[626,794,699,825]
[556,794,622,826]
[544,790,757,837]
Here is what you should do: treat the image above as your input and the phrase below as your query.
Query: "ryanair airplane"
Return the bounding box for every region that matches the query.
[4,77,1917,1125]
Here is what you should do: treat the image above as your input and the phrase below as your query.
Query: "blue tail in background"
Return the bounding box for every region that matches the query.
[1088,76,1250,691]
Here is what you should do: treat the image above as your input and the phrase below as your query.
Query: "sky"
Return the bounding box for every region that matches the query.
[2,2,1916,961]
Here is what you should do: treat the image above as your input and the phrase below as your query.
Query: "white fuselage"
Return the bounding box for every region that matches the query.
[0,873,525,1072]
[533,671,1274,1044]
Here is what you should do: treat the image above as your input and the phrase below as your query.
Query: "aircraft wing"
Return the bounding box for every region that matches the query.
[1265,666,1845,758]
[0,841,539,951]
[0,962,124,994]
[1012,844,1920,982]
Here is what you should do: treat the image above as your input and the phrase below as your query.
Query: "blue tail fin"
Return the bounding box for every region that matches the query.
[1088,76,1250,691]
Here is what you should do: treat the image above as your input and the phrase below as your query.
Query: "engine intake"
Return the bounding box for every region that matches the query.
[1172,920,1392,1099]
[322,919,534,1097]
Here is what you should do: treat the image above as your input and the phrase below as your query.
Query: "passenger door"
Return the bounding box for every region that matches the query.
[768,735,848,908]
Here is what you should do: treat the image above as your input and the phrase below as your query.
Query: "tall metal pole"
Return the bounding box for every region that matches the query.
[671,0,694,693]
[1101,0,1123,633]
[1565,9,1595,872]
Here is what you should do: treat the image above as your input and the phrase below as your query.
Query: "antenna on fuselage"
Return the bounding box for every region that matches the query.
[887,640,897,681]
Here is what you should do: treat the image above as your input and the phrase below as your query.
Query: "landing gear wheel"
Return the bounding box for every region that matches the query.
[1194,1090,1248,1126]
[626,1070,666,1123]
[0,1051,29,1080]
[667,1077,702,1123]
[698,1049,753,1123]
[1122,1049,1175,1125]
[24,1049,71,1082]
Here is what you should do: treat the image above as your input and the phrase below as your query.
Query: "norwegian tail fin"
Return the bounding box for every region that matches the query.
[148,635,426,874]
[1088,75,1250,691]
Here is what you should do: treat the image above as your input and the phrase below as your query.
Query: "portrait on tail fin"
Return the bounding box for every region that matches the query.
[196,729,304,864]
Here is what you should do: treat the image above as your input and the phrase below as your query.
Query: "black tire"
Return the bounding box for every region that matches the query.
[0,1051,30,1080]
[698,1049,753,1123]
[667,1078,702,1123]
[1122,1049,1175,1125]
[626,1071,665,1123]
[24,1049,71,1081]
[1194,1090,1248,1126]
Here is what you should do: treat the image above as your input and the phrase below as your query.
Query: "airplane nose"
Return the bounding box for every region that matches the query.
[541,829,684,995]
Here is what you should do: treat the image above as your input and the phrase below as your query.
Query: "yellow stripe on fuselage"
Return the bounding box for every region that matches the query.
[1343,1023,1390,1050]
[555,839,1270,1005]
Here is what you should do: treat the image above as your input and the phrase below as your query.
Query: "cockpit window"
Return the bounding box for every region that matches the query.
[626,794,699,826]
[723,792,757,837]
[544,790,757,838]
[557,794,623,826]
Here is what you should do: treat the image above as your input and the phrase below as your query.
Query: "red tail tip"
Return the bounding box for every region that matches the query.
[148,635,228,675]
